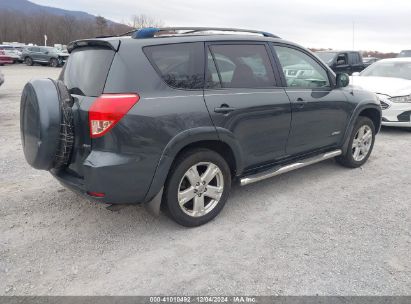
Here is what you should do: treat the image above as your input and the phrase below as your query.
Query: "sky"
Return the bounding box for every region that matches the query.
[31,0,411,52]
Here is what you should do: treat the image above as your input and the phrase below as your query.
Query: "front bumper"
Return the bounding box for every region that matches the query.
[379,96,411,127]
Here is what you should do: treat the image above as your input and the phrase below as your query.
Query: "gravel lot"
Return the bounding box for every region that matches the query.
[0,65,410,296]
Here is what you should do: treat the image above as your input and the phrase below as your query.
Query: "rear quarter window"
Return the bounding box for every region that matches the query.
[143,42,204,90]
[60,47,115,96]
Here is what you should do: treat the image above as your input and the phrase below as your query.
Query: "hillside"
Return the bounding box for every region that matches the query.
[0,0,96,20]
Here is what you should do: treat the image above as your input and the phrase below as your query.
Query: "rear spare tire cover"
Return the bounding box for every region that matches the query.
[20,79,61,170]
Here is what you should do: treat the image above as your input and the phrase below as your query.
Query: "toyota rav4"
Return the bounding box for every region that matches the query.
[20,27,382,227]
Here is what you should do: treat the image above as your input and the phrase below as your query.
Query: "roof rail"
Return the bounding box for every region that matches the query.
[129,27,280,39]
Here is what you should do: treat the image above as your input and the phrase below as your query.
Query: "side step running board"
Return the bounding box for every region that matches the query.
[240,150,342,186]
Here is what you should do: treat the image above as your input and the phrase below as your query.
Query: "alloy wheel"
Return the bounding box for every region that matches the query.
[352,125,373,162]
[178,162,224,217]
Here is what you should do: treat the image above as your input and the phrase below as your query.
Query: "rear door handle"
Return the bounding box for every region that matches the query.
[214,104,236,114]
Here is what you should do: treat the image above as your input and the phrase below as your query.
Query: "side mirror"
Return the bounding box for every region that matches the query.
[352,72,360,76]
[336,73,350,88]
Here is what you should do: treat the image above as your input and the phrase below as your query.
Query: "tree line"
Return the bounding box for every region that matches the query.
[0,10,163,46]
[310,48,398,58]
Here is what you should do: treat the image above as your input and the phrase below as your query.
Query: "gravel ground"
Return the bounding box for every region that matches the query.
[0,65,410,296]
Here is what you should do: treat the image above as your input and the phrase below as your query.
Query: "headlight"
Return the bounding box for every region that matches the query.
[389,95,411,103]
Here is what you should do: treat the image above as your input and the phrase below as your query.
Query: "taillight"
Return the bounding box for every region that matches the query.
[87,191,105,198]
[89,94,139,138]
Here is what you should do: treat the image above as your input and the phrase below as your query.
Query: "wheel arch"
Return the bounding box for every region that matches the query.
[143,127,243,203]
[359,107,382,132]
[341,103,381,155]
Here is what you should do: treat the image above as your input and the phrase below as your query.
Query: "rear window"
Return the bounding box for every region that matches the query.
[60,47,115,96]
[143,42,204,90]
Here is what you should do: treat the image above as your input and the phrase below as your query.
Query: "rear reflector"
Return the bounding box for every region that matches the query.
[89,94,140,138]
[87,191,105,198]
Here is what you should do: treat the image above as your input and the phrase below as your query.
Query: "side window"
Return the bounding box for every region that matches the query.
[348,52,359,64]
[356,53,362,64]
[207,44,276,88]
[143,42,204,90]
[206,50,222,89]
[336,53,348,65]
[274,45,330,88]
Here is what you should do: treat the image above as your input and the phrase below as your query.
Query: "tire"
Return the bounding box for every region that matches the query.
[25,57,33,66]
[20,79,74,170]
[336,116,376,168]
[50,58,59,68]
[163,148,231,227]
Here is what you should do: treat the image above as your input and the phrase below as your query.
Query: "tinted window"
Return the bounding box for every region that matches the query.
[206,51,222,89]
[60,47,115,96]
[144,42,204,90]
[207,44,275,88]
[274,45,330,88]
[31,47,40,52]
[336,53,348,65]
[348,52,361,64]
[348,53,356,64]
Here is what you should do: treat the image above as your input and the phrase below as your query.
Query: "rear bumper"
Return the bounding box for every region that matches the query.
[51,150,159,204]
[0,58,13,64]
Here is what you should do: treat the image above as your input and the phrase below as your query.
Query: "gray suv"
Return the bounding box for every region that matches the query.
[20,27,381,226]
[22,46,69,67]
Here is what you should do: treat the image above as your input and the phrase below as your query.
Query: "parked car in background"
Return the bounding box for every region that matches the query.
[315,50,365,75]
[0,69,4,87]
[21,46,69,67]
[397,50,411,58]
[363,57,379,67]
[0,45,22,63]
[351,58,411,128]
[20,27,381,226]
[0,50,13,65]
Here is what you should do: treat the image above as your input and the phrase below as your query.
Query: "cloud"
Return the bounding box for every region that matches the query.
[31,0,411,52]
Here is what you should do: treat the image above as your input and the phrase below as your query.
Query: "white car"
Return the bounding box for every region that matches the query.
[351,58,411,128]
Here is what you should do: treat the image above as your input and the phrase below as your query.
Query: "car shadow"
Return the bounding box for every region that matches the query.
[380,126,411,134]
[51,158,345,233]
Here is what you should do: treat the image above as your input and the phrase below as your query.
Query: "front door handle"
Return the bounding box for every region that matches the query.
[214,104,236,114]
[295,98,305,109]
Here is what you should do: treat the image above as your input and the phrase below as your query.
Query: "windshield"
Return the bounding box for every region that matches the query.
[315,52,337,63]
[360,61,411,80]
